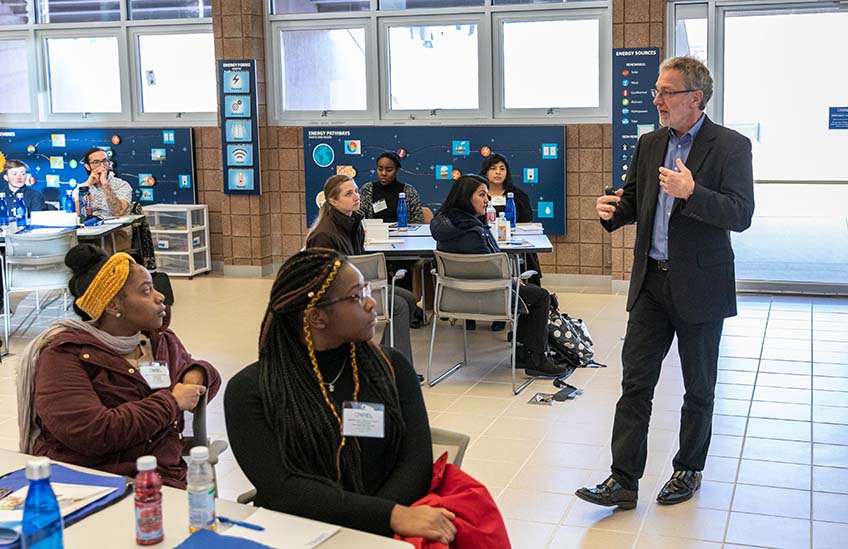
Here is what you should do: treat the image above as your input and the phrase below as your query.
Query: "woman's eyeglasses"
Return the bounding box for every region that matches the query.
[315,283,372,307]
[87,159,111,167]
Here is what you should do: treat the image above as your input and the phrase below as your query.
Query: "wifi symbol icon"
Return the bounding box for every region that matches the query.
[232,148,248,163]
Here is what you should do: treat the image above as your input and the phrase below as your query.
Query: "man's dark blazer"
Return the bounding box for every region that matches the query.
[602,115,755,324]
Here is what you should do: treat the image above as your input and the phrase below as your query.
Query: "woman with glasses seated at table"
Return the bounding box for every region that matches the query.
[430,174,567,377]
[306,174,417,372]
[224,248,457,543]
[480,153,543,288]
[16,244,221,488]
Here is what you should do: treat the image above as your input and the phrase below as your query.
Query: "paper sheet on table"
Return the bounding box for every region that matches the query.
[0,483,117,521]
[223,508,340,549]
[102,216,136,224]
[513,223,544,234]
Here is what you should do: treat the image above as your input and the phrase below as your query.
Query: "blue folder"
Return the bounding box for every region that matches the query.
[173,529,275,549]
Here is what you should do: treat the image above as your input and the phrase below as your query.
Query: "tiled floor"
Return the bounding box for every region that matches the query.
[2,277,847,548]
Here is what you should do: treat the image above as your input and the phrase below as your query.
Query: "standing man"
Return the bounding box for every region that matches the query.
[3,159,46,214]
[74,147,133,218]
[576,56,754,509]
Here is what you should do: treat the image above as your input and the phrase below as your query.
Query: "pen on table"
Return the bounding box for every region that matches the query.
[218,515,265,531]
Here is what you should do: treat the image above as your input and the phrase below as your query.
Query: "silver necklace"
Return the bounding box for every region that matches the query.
[323,359,346,393]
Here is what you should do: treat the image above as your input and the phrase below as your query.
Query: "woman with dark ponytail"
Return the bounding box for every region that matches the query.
[17,244,220,488]
[225,248,457,543]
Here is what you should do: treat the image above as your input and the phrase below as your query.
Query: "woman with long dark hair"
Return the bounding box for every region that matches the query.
[17,244,220,488]
[430,175,566,377]
[225,249,455,543]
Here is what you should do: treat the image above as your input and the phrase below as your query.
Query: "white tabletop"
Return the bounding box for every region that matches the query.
[0,450,408,549]
[366,233,552,257]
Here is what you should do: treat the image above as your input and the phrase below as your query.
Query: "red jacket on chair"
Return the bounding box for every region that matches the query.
[396,452,511,549]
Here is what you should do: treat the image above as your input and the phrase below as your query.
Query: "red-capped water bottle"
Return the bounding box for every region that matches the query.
[134,456,164,546]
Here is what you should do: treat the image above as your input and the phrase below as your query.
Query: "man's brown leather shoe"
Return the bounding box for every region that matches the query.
[656,470,702,505]
[575,476,637,510]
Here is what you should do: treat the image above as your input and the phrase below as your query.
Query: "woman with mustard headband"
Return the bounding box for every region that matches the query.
[16,244,221,488]
[224,248,456,543]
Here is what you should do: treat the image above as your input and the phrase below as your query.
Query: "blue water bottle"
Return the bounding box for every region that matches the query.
[396,191,408,231]
[21,457,64,549]
[15,193,28,226]
[505,192,517,229]
[0,193,9,226]
[63,190,75,213]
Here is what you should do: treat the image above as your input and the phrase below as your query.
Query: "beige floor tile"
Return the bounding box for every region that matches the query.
[634,533,721,548]
[757,359,812,376]
[714,383,754,401]
[757,372,812,390]
[717,370,756,385]
[713,398,751,417]
[814,340,848,353]
[746,417,811,442]
[742,437,812,465]
[813,520,848,549]
[725,511,810,549]
[814,351,848,365]
[444,395,512,416]
[460,458,523,488]
[482,416,555,440]
[641,505,728,542]
[813,465,848,494]
[814,363,848,377]
[466,436,540,463]
[421,392,461,412]
[429,412,495,439]
[702,456,740,483]
[689,480,734,511]
[812,491,848,523]
[496,488,572,524]
[813,390,848,407]
[561,498,648,534]
[717,357,759,372]
[547,526,636,549]
[707,435,744,459]
[526,442,605,470]
[737,459,811,490]
[509,465,591,495]
[813,405,848,424]
[544,420,613,446]
[731,484,811,519]
[750,401,812,422]
[503,519,556,549]
[753,386,812,405]
[711,414,748,437]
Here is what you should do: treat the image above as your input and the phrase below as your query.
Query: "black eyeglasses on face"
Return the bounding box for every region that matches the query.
[650,89,696,99]
[87,158,111,167]
[314,283,372,308]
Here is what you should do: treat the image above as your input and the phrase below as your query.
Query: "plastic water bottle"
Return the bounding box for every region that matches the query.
[0,193,9,226]
[15,193,27,226]
[496,212,511,242]
[486,203,497,241]
[21,457,63,549]
[187,446,217,532]
[134,456,163,546]
[505,192,517,229]
[78,187,91,223]
[63,190,75,213]
[396,192,408,231]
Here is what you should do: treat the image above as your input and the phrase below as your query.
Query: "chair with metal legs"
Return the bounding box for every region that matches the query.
[346,252,406,346]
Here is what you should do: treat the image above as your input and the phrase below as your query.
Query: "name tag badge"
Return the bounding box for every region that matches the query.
[139,361,171,389]
[372,199,388,213]
[342,401,385,438]
[490,195,506,206]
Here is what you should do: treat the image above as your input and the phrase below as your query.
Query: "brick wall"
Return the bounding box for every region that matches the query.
[197,0,664,278]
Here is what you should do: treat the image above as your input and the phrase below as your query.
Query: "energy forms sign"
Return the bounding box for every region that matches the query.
[612,48,660,190]
[218,59,261,195]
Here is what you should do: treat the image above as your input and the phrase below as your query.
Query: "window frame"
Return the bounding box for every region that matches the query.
[492,7,610,122]
[378,13,491,121]
[0,31,39,122]
[128,24,217,124]
[267,18,378,124]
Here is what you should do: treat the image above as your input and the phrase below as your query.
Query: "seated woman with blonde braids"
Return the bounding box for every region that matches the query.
[225,248,458,542]
[17,244,221,488]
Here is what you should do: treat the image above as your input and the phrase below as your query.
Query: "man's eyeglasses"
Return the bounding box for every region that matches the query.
[314,283,372,308]
[87,159,111,167]
[650,89,696,99]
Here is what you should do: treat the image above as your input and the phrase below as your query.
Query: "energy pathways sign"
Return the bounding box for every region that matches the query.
[303,126,567,235]
[612,48,660,190]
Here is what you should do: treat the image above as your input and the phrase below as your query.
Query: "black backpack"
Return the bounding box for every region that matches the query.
[547,295,604,368]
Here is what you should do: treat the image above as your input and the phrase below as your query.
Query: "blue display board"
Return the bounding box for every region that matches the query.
[303,126,567,234]
[219,59,261,195]
[0,127,195,205]
[612,48,660,189]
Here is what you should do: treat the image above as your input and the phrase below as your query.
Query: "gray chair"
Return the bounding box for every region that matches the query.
[2,230,78,345]
[182,392,228,468]
[346,253,406,346]
[427,250,536,395]
[236,427,470,505]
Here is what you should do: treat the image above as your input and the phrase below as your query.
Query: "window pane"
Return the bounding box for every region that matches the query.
[138,33,216,113]
[674,4,707,62]
[502,19,598,109]
[724,10,848,181]
[129,0,211,20]
[380,0,482,9]
[0,40,30,114]
[47,36,121,113]
[280,28,367,112]
[273,0,368,15]
[38,0,120,23]
[494,0,596,4]
[387,24,478,111]
[0,0,29,24]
